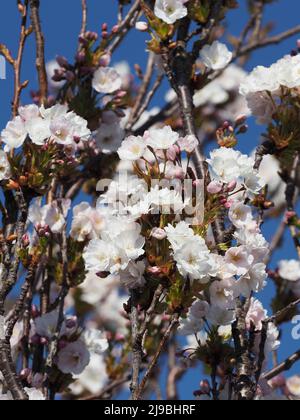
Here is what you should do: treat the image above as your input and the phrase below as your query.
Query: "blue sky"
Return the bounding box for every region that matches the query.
[1,0,300,399]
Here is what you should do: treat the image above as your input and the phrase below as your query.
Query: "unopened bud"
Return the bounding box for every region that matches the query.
[135,21,149,32]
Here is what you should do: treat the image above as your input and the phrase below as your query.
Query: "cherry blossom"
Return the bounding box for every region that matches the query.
[200,41,233,71]
[154,0,189,25]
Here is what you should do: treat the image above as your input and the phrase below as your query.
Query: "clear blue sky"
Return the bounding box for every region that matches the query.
[0,0,300,399]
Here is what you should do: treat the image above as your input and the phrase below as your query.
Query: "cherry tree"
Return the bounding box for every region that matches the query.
[1,0,300,401]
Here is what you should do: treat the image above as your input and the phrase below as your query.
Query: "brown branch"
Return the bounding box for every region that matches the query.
[232,300,256,400]
[263,350,300,381]
[12,0,31,117]
[126,52,156,133]
[134,73,164,128]
[107,0,141,55]
[29,0,48,104]
[5,264,36,341]
[0,339,28,400]
[130,291,141,400]
[238,25,300,58]
[136,313,179,400]
[80,0,88,36]
[167,341,185,400]
[80,375,131,401]
[130,284,164,400]
[0,190,29,306]
[265,298,300,325]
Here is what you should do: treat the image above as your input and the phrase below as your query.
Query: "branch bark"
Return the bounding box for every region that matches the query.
[29,0,48,104]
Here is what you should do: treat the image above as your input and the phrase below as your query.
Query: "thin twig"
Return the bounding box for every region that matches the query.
[29,0,48,104]
[136,314,180,400]
[263,350,300,381]
[12,0,30,117]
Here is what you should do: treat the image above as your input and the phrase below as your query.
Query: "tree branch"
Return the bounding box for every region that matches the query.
[29,0,48,104]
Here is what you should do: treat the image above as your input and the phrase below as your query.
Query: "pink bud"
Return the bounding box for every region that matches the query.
[135,21,149,32]
[200,380,211,393]
[116,90,127,98]
[56,55,69,69]
[285,211,296,222]
[166,145,179,161]
[112,25,119,34]
[147,266,162,275]
[65,71,75,82]
[20,368,31,380]
[22,234,30,247]
[30,334,41,345]
[115,333,125,341]
[99,52,111,67]
[235,114,247,125]
[58,340,68,350]
[31,305,39,318]
[193,179,203,188]
[151,228,167,241]
[32,373,44,389]
[269,374,286,388]
[66,316,77,329]
[226,180,237,192]
[178,135,198,154]
[207,181,223,194]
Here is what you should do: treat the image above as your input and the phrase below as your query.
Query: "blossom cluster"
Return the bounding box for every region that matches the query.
[73,120,277,379]
[1,104,91,151]
[240,53,300,124]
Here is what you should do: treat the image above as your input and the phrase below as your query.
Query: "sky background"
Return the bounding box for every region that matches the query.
[0,0,300,399]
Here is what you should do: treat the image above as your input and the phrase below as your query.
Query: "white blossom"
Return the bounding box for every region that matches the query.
[209,279,236,310]
[236,263,267,297]
[165,221,195,251]
[245,298,267,331]
[119,260,146,289]
[34,311,66,339]
[173,236,214,282]
[29,199,71,234]
[206,305,236,326]
[208,148,254,184]
[278,259,300,282]
[200,41,233,71]
[286,376,300,397]
[177,135,199,154]
[1,116,27,149]
[228,202,255,230]
[24,388,46,401]
[57,340,90,375]
[225,246,254,277]
[71,203,106,242]
[0,150,11,181]
[83,328,109,355]
[92,67,122,94]
[70,353,108,396]
[25,117,51,145]
[144,126,179,150]
[118,135,147,161]
[154,0,188,25]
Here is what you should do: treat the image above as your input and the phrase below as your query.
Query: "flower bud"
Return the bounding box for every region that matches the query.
[151,228,167,240]
[207,181,223,194]
[135,21,149,32]
[56,55,69,69]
